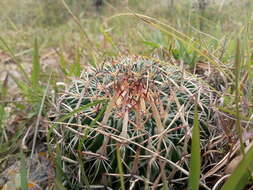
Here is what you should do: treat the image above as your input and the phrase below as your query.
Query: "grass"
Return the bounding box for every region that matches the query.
[20,151,28,190]
[0,0,253,189]
[188,103,201,190]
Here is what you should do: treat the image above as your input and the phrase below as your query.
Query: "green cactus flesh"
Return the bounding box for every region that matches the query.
[54,56,216,189]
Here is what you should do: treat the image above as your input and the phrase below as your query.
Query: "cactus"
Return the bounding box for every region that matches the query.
[52,56,217,189]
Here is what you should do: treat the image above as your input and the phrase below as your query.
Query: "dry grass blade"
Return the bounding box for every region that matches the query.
[30,73,52,157]
[60,0,96,52]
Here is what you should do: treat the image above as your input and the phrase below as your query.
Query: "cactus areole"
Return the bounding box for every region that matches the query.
[54,56,215,189]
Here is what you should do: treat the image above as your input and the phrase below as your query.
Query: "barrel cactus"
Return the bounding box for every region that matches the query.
[51,56,218,189]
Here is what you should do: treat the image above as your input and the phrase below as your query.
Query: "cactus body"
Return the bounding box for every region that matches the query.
[53,56,216,189]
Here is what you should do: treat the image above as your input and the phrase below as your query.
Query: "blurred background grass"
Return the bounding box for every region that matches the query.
[0,0,252,56]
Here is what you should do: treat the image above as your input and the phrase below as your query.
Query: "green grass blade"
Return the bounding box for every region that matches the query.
[76,139,91,189]
[88,53,97,68]
[47,99,107,155]
[141,40,161,48]
[20,151,28,190]
[100,25,119,52]
[220,145,253,190]
[57,99,107,122]
[0,73,8,100]
[55,179,68,190]
[0,36,29,81]
[0,74,8,141]
[31,38,40,88]
[54,145,71,189]
[234,39,245,154]
[55,144,63,182]
[0,105,4,138]
[116,144,125,190]
[188,104,201,190]
[56,49,68,75]
[70,47,81,77]
[89,103,107,128]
